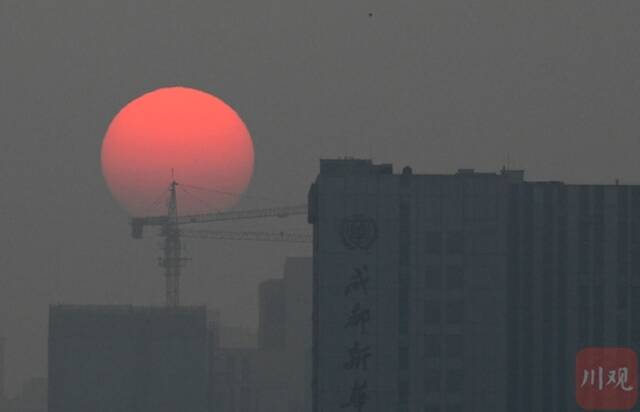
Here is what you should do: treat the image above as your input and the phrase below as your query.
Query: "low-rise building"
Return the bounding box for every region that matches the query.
[48,304,207,412]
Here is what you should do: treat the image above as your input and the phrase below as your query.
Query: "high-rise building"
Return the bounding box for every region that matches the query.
[308,159,639,412]
[504,174,638,412]
[48,305,208,412]
[258,279,286,350]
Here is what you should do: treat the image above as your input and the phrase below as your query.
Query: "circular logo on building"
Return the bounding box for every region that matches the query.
[341,214,378,250]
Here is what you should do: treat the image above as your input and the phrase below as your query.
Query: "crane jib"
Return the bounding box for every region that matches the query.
[129,190,309,307]
[130,205,308,239]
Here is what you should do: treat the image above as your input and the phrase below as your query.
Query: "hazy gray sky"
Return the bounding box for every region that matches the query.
[2,0,640,396]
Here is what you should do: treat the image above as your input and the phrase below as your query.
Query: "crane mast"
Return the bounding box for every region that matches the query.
[161,181,186,307]
[131,180,309,307]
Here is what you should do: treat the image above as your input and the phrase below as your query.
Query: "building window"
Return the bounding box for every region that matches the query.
[446,369,464,394]
[399,271,410,336]
[425,301,441,324]
[226,355,236,374]
[425,403,441,412]
[425,369,441,394]
[425,334,441,357]
[579,286,590,340]
[445,232,464,254]
[446,299,465,324]
[400,226,410,265]
[631,288,640,341]
[445,334,464,358]
[445,265,464,290]
[398,379,409,404]
[425,265,442,290]
[632,188,640,213]
[241,357,251,381]
[399,303,409,336]
[425,231,442,254]
[632,245,640,278]
[632,221,640,245]
[399,346,409,370]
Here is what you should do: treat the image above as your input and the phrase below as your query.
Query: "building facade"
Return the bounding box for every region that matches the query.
[505,178,637,412]
[308,159,639,412]
[48,305,207,412]
[258,279,286,350]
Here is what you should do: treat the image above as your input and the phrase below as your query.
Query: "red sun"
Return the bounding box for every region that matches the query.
[101,87,254,217]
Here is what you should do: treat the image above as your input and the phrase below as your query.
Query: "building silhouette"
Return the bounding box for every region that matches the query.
[258,279,286,350]
[210,347,291,411]
[210,257,312,412]
[308,159,639,412]
[1,376,47,412]
[48,305,207,412]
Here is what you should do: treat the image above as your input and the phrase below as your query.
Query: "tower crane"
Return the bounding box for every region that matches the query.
[180,229,311,243]
[130,180,309,307]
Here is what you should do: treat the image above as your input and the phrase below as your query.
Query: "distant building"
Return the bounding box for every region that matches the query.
[15,377,47,412]
[208,308,258,349]
[258,279,286,350]
[283,257,313,412]
[210,348,290,412]
[48,305,207,412]
[0,376,47,412]
[211,257,312,412]
[308,159,639,412]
